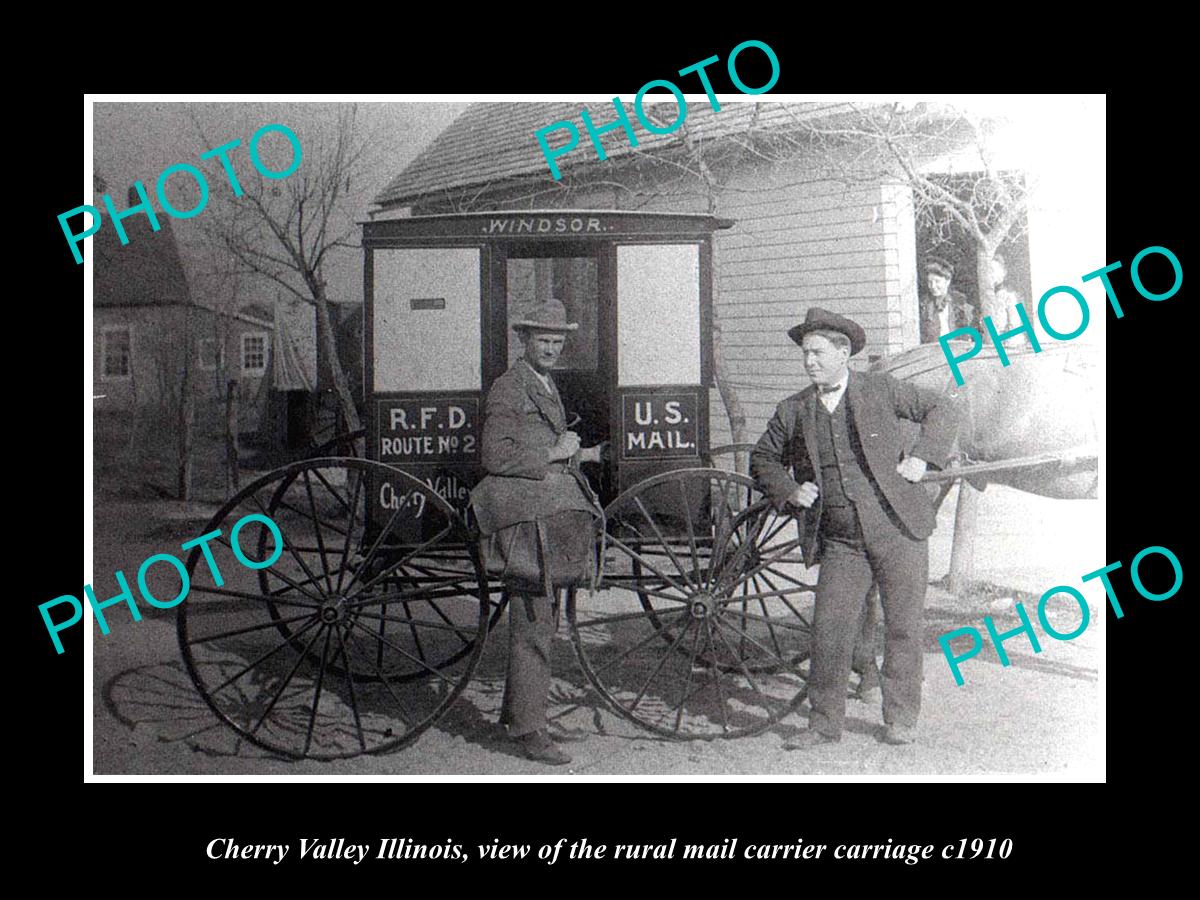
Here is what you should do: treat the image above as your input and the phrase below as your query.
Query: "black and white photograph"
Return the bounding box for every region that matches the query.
[82,94,1106,778]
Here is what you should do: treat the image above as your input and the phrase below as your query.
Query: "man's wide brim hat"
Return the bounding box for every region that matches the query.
[787,307,867,356]
[511,298,578,333]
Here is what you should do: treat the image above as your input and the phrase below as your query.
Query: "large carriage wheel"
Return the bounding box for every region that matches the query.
[176,458,490,760]
[569,469,813,740]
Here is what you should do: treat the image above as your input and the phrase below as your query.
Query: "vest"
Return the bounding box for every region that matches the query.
[813,398,898,535]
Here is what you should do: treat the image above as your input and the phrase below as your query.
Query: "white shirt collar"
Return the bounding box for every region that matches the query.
[816,370,850,412]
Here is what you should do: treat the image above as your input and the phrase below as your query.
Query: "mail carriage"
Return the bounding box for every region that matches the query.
[176,211,819,760]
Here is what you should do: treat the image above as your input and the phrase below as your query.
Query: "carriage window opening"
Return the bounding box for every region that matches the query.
[241,332,268,376]
[506,257,598,371]
[101,327,131,379]
[198,337,223,371]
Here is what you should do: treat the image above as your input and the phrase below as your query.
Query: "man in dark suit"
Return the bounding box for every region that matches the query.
[472,298,603,765]
[751,308,961,747]
[919,255,976,343]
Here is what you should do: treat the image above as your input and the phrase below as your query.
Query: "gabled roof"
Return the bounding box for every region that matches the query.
[94,213,192,308]
[375,101,853,208]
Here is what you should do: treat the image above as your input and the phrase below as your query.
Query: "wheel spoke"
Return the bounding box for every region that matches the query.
[711,616,765,695]
[334,625,367,752]
[723,537,805,593]
[352,609,479,636]
[189,583,323,610]
[705,479,738,591]
[309,466,356,519]
[208,617,322,696]
[703,620,731,732]
[347,618,455,686]
[605,533,691,597]
[633,496,697,590]
[672,622,705,733]
[398,600,427,664]
[347,525,455,599]
[342,622,415,729]
[596,580,691,604]
[303,626,334,756]
[755,564,817,593]
[755,569,813,627]
[340,501,410,598]
[249,622,326,736]
[345,572,471,605]
[187,611,316,646]
[250,493,329,602]
[272,497,353,540]
[713,612,799,665]
[677,479,704,586]
[419,596,474,648]
[334,467,363,595]
[713,501,769,589]
[629,617,696,713]
[718,608,811,634]
[752,575,785,658]
[302,470,336,596]
[591,609,691,676]
[573,606,689,631]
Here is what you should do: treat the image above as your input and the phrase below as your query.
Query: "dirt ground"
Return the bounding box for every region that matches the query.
[89,482,1103,778]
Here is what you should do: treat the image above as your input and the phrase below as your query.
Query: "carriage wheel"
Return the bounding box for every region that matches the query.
[176,458,490,760]
[256,462,502,683]
[569,469,811,740]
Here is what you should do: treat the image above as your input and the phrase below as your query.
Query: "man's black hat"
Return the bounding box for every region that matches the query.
[925,254,955,278]
[787,307,867,356]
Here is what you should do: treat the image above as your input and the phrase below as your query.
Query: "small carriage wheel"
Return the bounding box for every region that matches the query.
[624,482,814,674]
[569,468,809,740]
[256,461,502,683]
[176,458,490,760]
[303,428,366,460]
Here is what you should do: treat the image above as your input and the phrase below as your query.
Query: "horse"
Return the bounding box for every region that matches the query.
[871,338,1101,500]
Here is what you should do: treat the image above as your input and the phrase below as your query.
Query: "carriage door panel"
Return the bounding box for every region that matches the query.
[370,247,482,530]
[373,248,482,392]
[615,243,707,505]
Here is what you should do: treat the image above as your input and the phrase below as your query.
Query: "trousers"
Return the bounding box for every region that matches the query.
[808,509,928,739]
[499,590,558,737]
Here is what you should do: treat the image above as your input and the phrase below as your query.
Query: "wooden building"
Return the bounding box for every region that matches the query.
[370,101,1001,446]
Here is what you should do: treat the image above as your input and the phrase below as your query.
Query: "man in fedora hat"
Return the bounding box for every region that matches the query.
[751,307,961,747]
[919,254,976,343]
[473,298,604,765]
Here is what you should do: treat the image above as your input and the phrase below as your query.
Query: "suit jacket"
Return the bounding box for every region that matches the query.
[750,370,961,563]
[919,288,976,343]
[470,358,594,535]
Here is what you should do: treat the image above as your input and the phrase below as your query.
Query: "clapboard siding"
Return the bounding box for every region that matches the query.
[410,146,919,451]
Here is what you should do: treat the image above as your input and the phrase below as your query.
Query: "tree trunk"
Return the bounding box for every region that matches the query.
[946,481,980,594]
[177,320,194,502]
[225,379,240,493]
[703,207,748,474]
[311,280,361,434]
[976,245,998,325]
[711,310,748,473]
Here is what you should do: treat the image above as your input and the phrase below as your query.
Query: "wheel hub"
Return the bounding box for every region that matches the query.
[320,598,348,624]
[690,592,716,619]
